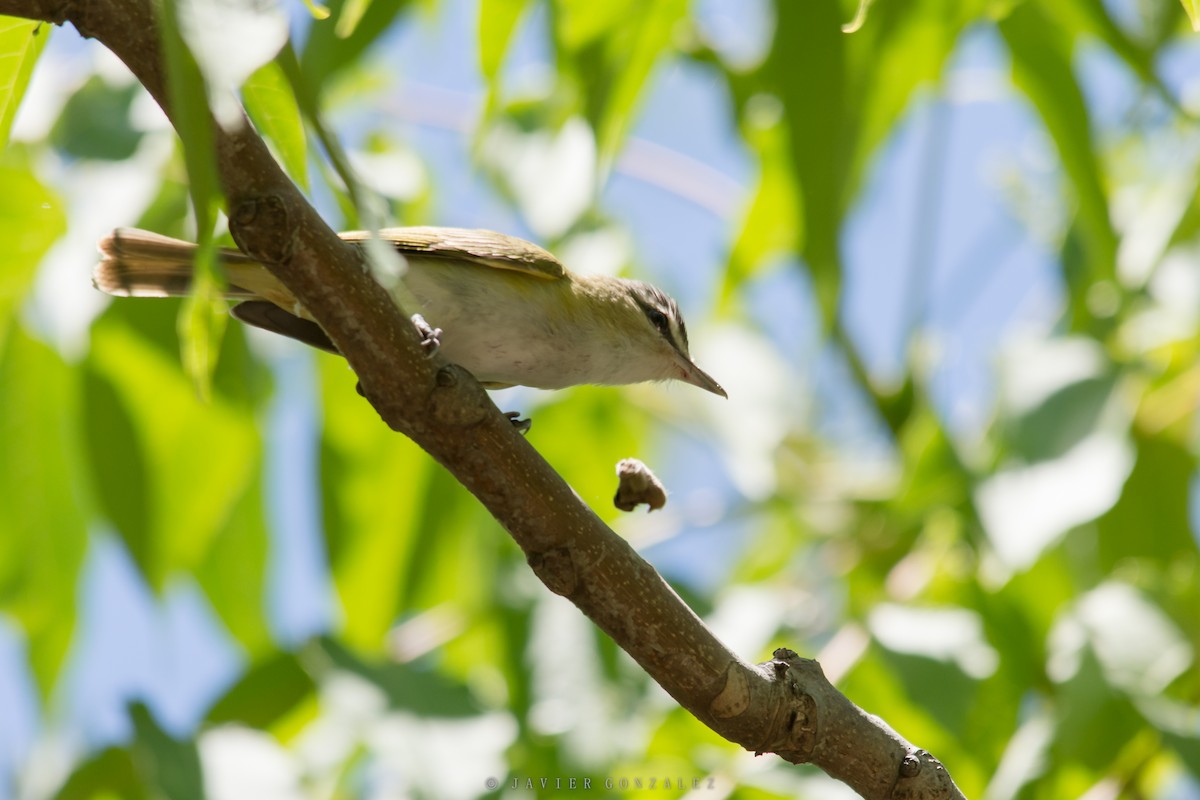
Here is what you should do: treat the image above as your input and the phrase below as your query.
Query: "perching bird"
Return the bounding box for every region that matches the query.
[93,226,725,398]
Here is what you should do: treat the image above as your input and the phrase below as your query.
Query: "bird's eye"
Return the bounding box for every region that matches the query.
[646,307,670,335]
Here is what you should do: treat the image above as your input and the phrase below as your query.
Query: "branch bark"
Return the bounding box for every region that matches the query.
[0,2,967,797]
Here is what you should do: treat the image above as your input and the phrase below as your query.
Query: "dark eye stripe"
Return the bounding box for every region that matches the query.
[636,295,686,354]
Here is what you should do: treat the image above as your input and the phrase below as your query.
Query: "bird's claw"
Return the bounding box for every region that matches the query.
[411,313,442,357]
[504,411,532,435]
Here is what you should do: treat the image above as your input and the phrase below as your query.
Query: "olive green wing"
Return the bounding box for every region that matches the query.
[338,227,565,280]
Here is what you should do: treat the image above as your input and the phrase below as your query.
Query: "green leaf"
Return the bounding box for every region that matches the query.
[243,60,309,189]
[999,3,1117,291]
[195,469,271,654]
[87,308,261,591]
[176,257,228,403]
[159,0,220,218]
[1050,647,1143,771]
[318,356,430,649]
[207,651,316,727]
[846,0,974,195]
[480,0,529,81]
[172,0,289,128]
[130,702,206,800]
[0,327,88,696]
[767,0,846,325]
[300,0,414,87]
[558,0,687,174]
[313,637,479,716]
[302,0,331,19]
[54,747,146,800]
[723,110,800,297]
[157,0,228,397]
[1181,0,1200,31]
[1096,432,1197,569]
[0,158,65,343]
[334,0,372,39]
[83,364,153,576]
[1004,374,1119,463]
[0,17,48,147]
[49,76,143,160]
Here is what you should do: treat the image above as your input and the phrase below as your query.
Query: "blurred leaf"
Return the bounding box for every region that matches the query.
[159,0,228,397]
[49,76,143,160]
[767,0,845,323]
[976,433,1133,571]
[300,0,414,87]
[553,0,687,173]
[869,604,998,734]
[1050,647,1142,771]
[173,0,289,128]
[176,259,227,403]
[1048,0,1158,88]
[133,156,192,240]
[54,747,146,800]
[554,0,635,48]
[195,469,271,654]
[723,111,800,296]
[302,0,331,19]
[0,17,48,147]
[207,651,316,728]
[87,308,260,591]
[1138,696,1200,775]
[1004,374,1118,463]
[399,467,499,615]
[1096,432,1196,569]
[334,0,372,39]
[130,702,206,800]
[314,637,479,716]
[318,355,430,649]
[892,407,969,518]
[1058,582,1191,697]
[984,550,1076,683]
[479,0,530,85]
[243,60,309,189]
[0,158,64,342]
[0,328,88,696]
[159,0,221,227]
[999,2,1117,296]
[1181,0,1200,31]
[842,0,875,34]
[83,364,153,576]
[279,42,375,221]
[846,0,974,196]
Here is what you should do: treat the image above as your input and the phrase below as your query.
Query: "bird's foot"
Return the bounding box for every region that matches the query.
[504,411,532,435]
[411,313,442,357]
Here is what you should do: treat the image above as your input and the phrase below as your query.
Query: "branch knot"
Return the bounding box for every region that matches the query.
[230,195,295,265]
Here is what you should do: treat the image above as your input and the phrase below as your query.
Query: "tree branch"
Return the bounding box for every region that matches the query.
[0,2,966,797]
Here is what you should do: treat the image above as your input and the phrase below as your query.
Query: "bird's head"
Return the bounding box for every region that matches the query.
[608,279,726,398]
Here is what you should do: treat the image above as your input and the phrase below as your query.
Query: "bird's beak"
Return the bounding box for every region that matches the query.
[676,353,727,398]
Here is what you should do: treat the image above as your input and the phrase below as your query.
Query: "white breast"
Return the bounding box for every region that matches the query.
[396,258,606,389]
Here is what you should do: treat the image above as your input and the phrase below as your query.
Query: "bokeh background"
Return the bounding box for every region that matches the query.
[2,0,1200,797]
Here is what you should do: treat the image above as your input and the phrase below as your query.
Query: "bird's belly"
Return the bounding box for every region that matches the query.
[397,260,586,389]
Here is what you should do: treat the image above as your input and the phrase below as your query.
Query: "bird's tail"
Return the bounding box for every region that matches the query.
[94,228,297,308]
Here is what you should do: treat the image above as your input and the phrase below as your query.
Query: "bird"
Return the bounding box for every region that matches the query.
[93,226,726,400]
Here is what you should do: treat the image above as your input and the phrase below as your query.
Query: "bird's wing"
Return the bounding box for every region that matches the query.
[231,301,340,353]
[338,227,565,280]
